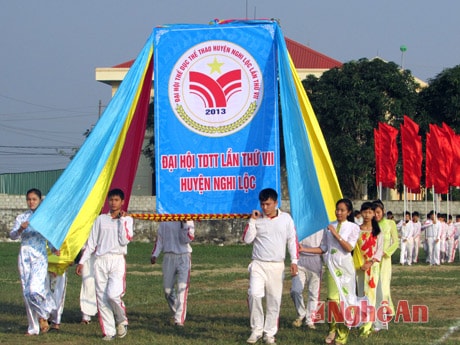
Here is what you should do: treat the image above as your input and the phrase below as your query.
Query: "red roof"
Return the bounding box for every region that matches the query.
[284,37,342,69]
[112,37,342,70]
[113,60,135,68]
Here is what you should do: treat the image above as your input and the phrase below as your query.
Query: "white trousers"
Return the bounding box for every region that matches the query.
[162,252,191,325]
[94,254,127,337]
[412,236,420,263]
[290,257,321,325]
[440,239,447,262]
[247,260,284,338]
[446,239,455,263]
[19,246,55,335]
[426,238,435,264]
[80,254,97,320]
[400,239,414,265]
[431,239,441,265]
[49,271,68,325]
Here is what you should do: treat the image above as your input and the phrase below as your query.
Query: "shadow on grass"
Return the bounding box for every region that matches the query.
[128,309,250,341]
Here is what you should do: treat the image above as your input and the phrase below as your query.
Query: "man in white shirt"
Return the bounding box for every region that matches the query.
[445,215,456,263]
[421,211,440,265]
[453,216,460,262]
[397,212,414,265]
[243,188,298,345]
[151,220,195,327]
[411,212,422,264]
[76,189,133,341]
[438,214,448,264]
[290,230,323,330]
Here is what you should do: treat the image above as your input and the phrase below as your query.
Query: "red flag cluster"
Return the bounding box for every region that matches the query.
[374,117,460,194]
[426,123,460,193]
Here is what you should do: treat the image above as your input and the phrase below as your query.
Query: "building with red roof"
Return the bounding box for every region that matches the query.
[95,37,342,96]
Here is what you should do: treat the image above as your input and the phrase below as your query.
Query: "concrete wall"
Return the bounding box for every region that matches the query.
[2,194,460,243]
[0,194,248,244]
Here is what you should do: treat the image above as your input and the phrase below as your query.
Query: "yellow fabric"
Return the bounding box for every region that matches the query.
[288,55,342,221]
[48,239,73,275]
[353,245,365,270]
[326,270,350,344]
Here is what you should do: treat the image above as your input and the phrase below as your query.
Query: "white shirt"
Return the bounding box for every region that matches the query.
[439,221,447,241]
[320,220,360,255]
[412,220,421,238]
[453,222,460,239]
[446,223,456,240]
[400,220,415,240]
[79,213,133,265]
[422,219,440,239]
[151,221,195,257]
[299,230,324,257]
[243,209,298,264]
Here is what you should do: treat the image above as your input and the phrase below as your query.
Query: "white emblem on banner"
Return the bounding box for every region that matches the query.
[169,40,263,137]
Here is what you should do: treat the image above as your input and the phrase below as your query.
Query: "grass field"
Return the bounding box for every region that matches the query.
[1,242,459,345]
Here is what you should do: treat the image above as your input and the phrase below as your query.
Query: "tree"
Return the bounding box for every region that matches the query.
[142,101,155,170]
[303,58,419,199]
[415,65,460,200]
[416,65,460,133]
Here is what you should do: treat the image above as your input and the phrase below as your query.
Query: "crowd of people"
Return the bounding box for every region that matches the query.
[378,210,458,266]
[11,188,135,340]
[242,190,460,345]
[241,189,400,344]
[9,187,460,344]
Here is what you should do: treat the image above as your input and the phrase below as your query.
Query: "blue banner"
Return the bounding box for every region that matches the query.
[154,21,280,214]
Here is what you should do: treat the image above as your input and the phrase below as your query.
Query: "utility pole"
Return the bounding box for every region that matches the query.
[400,45,407,70]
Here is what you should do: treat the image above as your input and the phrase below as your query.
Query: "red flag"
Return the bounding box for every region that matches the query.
[401,116,422,193]
[374,128,381,187]
[454,134,460,187]
[378,122,399,188]
[102,56,153,213]
[426,132,432,189]
[442,123,460,187]
[428,124,450,194]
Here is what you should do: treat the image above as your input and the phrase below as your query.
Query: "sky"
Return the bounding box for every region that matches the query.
[1,0,459,174]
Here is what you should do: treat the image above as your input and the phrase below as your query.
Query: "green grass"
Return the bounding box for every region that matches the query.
[0,242,460,344]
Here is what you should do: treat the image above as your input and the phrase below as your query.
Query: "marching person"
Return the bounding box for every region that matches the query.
[10,188,58,336]
[47,265,68,331]
[397,211,414,265]
[411,212,421,264]
[300,198,360,345]
[374,199,399,332]
[453,215,460,262]
[150,220,195,327]
[243,188,298,345]
[438,214,447,264]
[290,229,323,330]
[422,211,440,265]
[353,202,383,337]
[446,215,456,263]
[76,188,133,341]
[76,247,97,324]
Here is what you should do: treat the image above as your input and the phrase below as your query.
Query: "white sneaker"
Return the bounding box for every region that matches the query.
[247,332,262,344]
[292,316,304,327]
[102,335,116,341]
[263,335,276,344]
[117,322,128,338]
[307,323,316,329]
